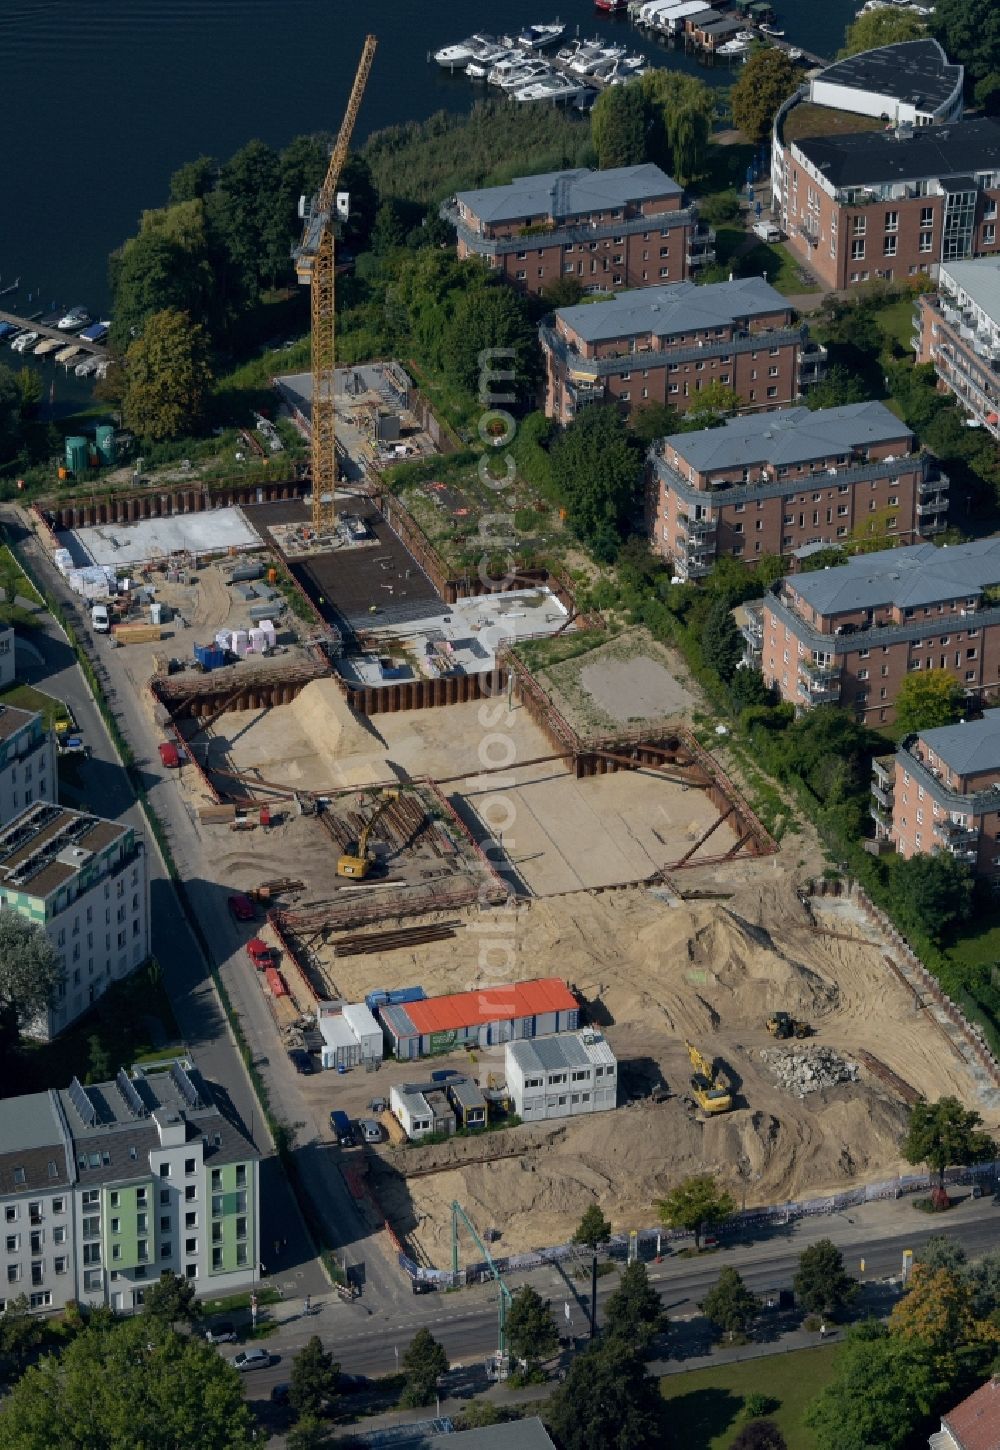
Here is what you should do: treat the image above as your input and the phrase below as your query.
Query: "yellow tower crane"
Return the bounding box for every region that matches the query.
[295,34,377,537]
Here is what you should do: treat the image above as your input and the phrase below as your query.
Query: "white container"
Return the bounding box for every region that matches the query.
[232,629,250,657]
[215,630,231,652]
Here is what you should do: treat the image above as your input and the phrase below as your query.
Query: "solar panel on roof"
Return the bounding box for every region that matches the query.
[115,1068,147,1119]
[68,1076,96,1128]
[170,1060,203,1110]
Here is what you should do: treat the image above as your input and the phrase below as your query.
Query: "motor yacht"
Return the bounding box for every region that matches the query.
[516,22,566,49]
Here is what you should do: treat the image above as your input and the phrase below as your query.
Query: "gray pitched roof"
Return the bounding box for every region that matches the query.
[556,276,789,344]
[0,1091,71,1194]
[942,258,1000,326]
[815,39,962,113]
[920,709,1000,778]
[788,537,1000,615]
[664,401,911,472]
[455,164,680,226]
[794,117,1000,191]
[351,1416,556,1449]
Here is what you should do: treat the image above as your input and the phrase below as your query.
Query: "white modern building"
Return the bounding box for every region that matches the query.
[0,705,56,827]
[0,802,150,1040]
[809,39,964,128]
[506,1031,618,1123]
[390,1082,456,1141]
[0,1057,260,1316]
[317,1000,382,1071]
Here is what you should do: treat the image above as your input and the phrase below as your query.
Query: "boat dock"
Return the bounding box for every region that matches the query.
[0,308,109,360]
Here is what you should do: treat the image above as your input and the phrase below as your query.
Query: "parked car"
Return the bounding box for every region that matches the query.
[330,1109,355,1147]
[270,1383,290,1406]
[287,1048,314,1075]
[227,893,255,923]
[203,1320,238,1345]
[368,1097,388,1115]
[91,603,110,634]
[246,937,277,970]
[359,1118,384,1144]
[158,741,181,768]
[232,1348,270,1372]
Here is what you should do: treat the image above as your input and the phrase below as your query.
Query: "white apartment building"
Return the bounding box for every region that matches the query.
[0,704,56,827]
[0,803,150,1040]
[0,1058,260,1316]
[506,1031,618,1123]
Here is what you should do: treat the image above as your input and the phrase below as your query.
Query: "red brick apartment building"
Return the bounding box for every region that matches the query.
[541,276,826,423]
[441,163,715,296]
[646,400,944,579]
[872,711,1000,881]
[773,98,1000,292]
[740,535,1000,727]
[916,257,1000,440]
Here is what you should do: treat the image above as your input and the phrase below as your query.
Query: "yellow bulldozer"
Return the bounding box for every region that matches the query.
[337,789,399,880]
[685,1040,732,1115]
[766,1011,813,1041]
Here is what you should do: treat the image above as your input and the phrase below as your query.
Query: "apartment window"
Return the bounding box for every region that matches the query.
[851,239,865,260]
[110,1218,120,1235]
[212,1195,223,1219]
[185,1185,197,1203]
[159,1216,170,1233]
[985,224,997,245]
[112,1244,122,1261]
[185,1237,197,1256]
[768,366,779,377]
[212,1247,224,1271]
[4,1235,18,1254]
[185,1212,197,1230]
[4,1209,15,1225]
[883,236,897,257]
[12,1169,24,1188]
[6,1266,19,1284]
[210,1169,222,1192]
[236,1244,248,1268]
[919,231,933,254]
[160,1189,170,1206]
[160,1243,172,1260]
[884,210,898,233]
[54,1256,67,1275]
[83,1271,101,1294]
[236,1217,248,1241]
[212,1223,223,1244]
[30,1291,52,1309]
[852,216,866,236]
[920,206,933,227]
[766,386,778,398]
[137,1213,147,1234]
[158,1163,170,1179]
[83,1243,101,1266]
[136,1188,147,1206]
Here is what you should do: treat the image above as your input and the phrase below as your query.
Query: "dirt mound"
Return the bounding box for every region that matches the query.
[290,679,387,786]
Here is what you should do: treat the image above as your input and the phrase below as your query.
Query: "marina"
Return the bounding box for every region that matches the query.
[0,307,109,361]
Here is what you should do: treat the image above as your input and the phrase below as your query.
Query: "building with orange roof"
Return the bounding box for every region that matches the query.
[379,978,579,1060]
[931,1377,1000,1450]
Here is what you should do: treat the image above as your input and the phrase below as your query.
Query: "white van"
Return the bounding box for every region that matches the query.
[752,220,782,244]
[91,603,110,634]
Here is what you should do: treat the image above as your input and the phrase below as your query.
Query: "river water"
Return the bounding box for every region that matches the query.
[2,0,857,318]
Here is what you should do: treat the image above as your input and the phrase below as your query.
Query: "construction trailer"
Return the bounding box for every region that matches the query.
[317,1000,382,1070]
[390,1082,457,1141]
[378,978,579,1061]
[505,1030,618,1123]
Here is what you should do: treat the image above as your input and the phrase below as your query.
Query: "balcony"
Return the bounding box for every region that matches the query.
[919,473,950,494]
[872,754,895,788]
[687,226,716,268]
[935,817,978,845]
[683,557,714,579]
[870,800,893,831]
[799,342,827,383]
[796,223,818,249]
[871,781,894,810]
[679,513,716,540]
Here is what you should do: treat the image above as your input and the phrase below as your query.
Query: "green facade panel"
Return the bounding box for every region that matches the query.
[209,1161,256,1276]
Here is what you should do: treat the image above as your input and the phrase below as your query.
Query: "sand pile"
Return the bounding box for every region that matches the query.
[290,679,388,787]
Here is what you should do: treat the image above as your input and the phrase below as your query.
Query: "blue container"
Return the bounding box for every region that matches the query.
[194,643,225,671]
[365,985,426,1014]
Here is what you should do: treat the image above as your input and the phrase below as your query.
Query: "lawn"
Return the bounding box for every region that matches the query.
[712,226,819,297]
[874,297,919,354]
[659,1344,838,1450]
[9,960,183,1097]
[0,681,71,731]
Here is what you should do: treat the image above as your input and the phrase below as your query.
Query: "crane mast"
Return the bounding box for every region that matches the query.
[295,34,377,536]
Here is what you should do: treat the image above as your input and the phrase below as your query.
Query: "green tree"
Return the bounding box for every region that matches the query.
[731,50,800,146]
[0,913,61,1049]
[0,365,19,462]
[122,308,214,442]
[0,1314,254,1449]
[371,200,408,255]
[682,382,741,430]
[290,1335,340,1420]
[701,1267,760,1341]
[730,666,772,713]
[793,1239,857,1315]
[805,1322,941,1450]
[14,367,43,420]
[932,0,1000,91]
[591,83,649,169]
[443,282,537,404]
[890,853,974,944]
[549,405,641,559]
[641,71,715,182]
[603,1260,666,1351]
[628,400,679,446]
[541,276,586,310]
[215,138,287,292]
[658,1175,735,1250]
[546,1338,664,1450]
[841,7,926,54]
[142,1271,199,1327]
[729,1424,788,1450]
[338,154,379,251]
[902,1096,996,1190]
[400,1327,449,1408]
[573,1204,613,1251]
[85,1033,112,1086]
[0,1295,45,1371]
[968,1249,1000,1320]
[109,226,216,351]
[506,1286,558,1371]
[803,364,868,411]
[702,599,744,682]
[894,667,965,734]
[916,1235,968,1275]
[286,1419,333,1450]
[169,155,218,204]
[697,190,741,227]
[889,1264,990,1374]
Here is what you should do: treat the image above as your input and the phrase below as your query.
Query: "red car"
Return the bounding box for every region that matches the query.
[246,937,276,969]
[228,894,255,923]
[158,741,180,768]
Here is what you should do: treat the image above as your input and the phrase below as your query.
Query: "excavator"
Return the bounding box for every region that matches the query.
[766,1011,813,1040]
[685,1040,732,1115]
[337,790,399,879]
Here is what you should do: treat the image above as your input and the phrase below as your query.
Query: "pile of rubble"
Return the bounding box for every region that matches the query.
[759,1045,860,1096]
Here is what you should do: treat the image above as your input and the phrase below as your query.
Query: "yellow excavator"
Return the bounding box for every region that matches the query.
[337,790,399,879]
[685,1040,732,1115]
